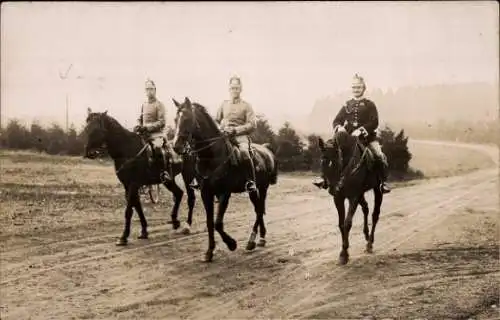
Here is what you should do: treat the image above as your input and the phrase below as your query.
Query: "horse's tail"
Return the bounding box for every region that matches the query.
[262,143,278,185]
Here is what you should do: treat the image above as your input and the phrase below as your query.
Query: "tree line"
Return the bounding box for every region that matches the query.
[0,116,417,181]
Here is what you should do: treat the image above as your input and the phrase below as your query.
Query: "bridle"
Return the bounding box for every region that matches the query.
[175,104,237,183]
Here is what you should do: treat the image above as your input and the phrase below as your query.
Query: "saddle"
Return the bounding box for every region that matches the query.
[355,141,374,169]
[144,137,182,172]
[226,136,259,169]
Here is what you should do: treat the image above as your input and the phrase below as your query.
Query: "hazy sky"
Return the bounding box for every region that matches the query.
[1,1,498,129]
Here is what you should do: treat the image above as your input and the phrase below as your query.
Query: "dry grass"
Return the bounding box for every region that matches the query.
[408,141,495,178]
[0,143,498,320]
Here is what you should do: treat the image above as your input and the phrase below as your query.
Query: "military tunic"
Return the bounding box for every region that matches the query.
[138,99,166,147]
[215,99,256,147]
[332,98,379,143]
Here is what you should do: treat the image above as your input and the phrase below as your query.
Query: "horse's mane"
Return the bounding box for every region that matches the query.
[100,113,133,134]
[191,103,222,135]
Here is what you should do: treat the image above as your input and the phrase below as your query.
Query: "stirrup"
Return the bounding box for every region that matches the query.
[312,178,328,190]
[160,171,172,183]
[245,181,257,193]
[189,179,200,190]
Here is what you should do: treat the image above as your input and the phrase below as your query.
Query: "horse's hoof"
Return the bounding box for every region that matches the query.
[365,243,373,254]
[338,254,349,265]
[227,238,238,251]
[116,238,128,246]
[137,232,149,240]
[246,241,256,251]
[172,220,181,230]
[257,239,267,247]
[203,251,213,263]
[181,225,191,235]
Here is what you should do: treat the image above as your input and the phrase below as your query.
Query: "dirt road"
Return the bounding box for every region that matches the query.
[1,141,498,319]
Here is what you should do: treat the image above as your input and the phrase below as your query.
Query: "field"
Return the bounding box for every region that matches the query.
[1,140,499,319]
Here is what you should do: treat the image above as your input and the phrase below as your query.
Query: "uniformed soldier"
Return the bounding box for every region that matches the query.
[134,79,180,182]
[313,74,391,194]
[215,76,258,193]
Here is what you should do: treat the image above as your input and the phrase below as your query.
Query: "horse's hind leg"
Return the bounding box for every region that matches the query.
[246,187,266,251]
[257,185,269,247]
[215,193,237,251]
[367,189,383,253]
[163,180,183,231]
[359,195,370,243]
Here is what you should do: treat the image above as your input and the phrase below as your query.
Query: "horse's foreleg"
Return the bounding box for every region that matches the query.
[117,185,137,246]
[215,193,237,251]
[163,180,183,231]
[334,196,347,265]
[132,188,149,240]
[184,176,196,227]
[359,195,370,242]
[367,189,383,253]
[340,197,360,265]
[201,188,216,262]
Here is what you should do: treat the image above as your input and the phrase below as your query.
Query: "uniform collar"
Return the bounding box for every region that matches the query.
[231,98,241,104]
[147,97,157,103]
[352,96,365,101]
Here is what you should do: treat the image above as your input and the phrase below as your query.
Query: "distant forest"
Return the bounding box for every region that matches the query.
[308,82,498,144]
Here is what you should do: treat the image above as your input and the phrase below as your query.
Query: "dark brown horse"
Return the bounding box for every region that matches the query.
[82,108,197,245]
[317,130,384,265]
[171,97,278,262]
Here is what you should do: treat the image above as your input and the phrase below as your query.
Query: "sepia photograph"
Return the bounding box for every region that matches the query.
[1,1,498,319]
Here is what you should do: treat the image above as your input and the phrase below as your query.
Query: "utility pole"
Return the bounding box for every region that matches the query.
[59,63,73,133]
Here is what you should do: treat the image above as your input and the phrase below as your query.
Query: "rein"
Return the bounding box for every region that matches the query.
[180,108,238,184]
[332,134,364,192]
[115,141,149,174]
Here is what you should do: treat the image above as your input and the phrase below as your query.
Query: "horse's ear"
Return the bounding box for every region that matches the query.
[317,137,325,151]
[87,107,92,115]
[172,98,181,108]
[103,110,108,115]
[184,97,192,108]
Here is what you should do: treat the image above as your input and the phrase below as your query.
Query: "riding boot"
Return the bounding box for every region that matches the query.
[312,175,328,189]
[313,156,329,189]
[156,149,172,183]
[244,156,258,194]
[379,158,391,194]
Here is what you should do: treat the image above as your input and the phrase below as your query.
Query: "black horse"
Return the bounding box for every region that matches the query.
[83,108,197,245]
[317,130,384,265]
[172,97,278,262]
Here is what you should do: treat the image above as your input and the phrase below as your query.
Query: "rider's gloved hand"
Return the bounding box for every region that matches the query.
[133,125,145,133]
[334,125,347,133]
[351,128,362,137]
[223,127,237,137]
[352,127,368,138]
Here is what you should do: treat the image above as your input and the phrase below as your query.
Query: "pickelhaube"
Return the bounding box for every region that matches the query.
[352,73,366,87]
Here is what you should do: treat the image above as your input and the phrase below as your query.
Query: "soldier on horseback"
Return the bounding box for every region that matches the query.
[215,76,258,193]
[313,74,391,194]
[134,79,181,182]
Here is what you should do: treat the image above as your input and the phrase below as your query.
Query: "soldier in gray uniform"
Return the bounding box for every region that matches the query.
[215,76,258,193]
[313,74,391,194]
[134,79,180,182]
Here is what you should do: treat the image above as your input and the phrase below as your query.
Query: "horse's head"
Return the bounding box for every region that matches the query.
[318,130,353,167]
[83,107,109,159]
[172,97,196,155]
